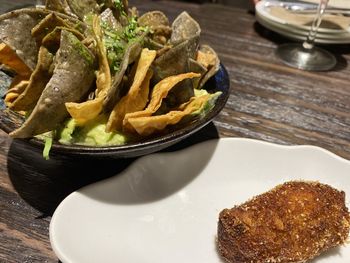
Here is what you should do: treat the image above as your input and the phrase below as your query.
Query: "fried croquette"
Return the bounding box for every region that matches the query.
[217,181,350,263]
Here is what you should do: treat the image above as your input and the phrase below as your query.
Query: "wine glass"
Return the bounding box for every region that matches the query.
[275,0,336,71]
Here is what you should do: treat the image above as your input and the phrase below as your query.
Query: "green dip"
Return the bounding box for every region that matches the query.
[58,115,128,146]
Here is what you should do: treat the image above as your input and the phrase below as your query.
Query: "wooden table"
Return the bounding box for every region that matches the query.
[1,0,350,262]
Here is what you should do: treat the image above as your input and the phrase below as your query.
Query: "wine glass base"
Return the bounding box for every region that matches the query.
[276,43,337,71]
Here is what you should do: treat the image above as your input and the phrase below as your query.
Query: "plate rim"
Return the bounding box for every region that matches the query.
[256,0,350,35]
[256,11,350,44]
[256,10,350,39]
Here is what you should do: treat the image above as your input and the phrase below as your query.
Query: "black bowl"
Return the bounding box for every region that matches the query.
[0,64,230,158]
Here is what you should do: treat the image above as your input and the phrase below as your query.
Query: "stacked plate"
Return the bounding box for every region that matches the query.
[255,0,350,44]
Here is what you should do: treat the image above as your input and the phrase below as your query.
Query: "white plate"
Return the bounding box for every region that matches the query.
[256,12,350,44]
[50,138,350,263]
[256,0,350,44]
[256,1,350,34]
[303,0,350,9]
[256,7,350,39]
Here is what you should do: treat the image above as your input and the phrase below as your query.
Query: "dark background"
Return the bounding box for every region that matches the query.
[160,0,251,8]
[0,0,252,14]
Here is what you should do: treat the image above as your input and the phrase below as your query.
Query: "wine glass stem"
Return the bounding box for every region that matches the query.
[303,0,329,50]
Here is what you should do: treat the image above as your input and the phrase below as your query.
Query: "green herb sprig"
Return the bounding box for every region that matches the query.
[102,1,148,73]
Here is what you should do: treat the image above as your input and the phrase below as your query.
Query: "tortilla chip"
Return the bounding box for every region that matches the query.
[151,11,200,104]
[100,8,122,31]
[66,97,104,125]
[0,43,32,76]
[106,48,157,132]
[153,37,199,105]
[4,92,20,107]
[120,70,153,132]
[8,75,29,90]
[10,46,54,111]
[12,26,84,111]
[153,37,198,82]
[0,8,51,70]
[124,72,201,122]
[65,15,111,125]
[138,11,170,29]
[10,30,96,138]
[139,11,172,46]
[188,58,207,89]
[93,15,112,99]
[66,98,103,125]
[66,0,100,20]
[197,45,220,89]
[0,8,84,70]
[103,39,143,112]
[125,93,212,136]
[170,11,201,45]
[197,50,216,69]
[41,26,85,53]
[144,38,165,51]
[45,0,78,18]
[4,78,29,107]
[31,13,81,46]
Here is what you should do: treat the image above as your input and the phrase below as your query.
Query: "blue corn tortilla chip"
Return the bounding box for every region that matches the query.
[0,8,85,71]
[10,30,96,138]
[0,8,51,70]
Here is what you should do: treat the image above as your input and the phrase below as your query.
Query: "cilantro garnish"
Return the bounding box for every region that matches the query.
[113,0,127,17]
[101,1,148,73]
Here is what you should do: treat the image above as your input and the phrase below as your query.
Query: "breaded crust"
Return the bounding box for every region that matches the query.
[217,181,350,263]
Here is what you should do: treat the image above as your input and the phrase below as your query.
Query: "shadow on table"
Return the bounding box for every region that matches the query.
[254,22,349,71]
[79,133,219,205]
[7,122,219,216]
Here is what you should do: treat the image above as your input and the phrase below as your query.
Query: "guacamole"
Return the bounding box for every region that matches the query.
[58,115,128,146]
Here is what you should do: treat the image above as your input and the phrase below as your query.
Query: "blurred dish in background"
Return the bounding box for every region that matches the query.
[303,0,350,9]
[255,0,350,44]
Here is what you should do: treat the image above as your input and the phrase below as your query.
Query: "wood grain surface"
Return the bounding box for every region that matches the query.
[1,0,350,262]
